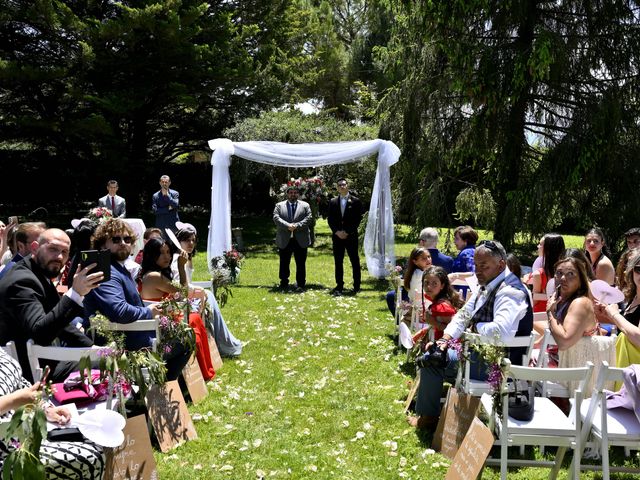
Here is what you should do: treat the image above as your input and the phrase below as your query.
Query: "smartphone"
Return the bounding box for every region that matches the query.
[41,365,51,384]
[80,249,111,282]
[8,216,18,225]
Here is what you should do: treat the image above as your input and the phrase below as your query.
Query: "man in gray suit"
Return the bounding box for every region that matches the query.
[98,180,126,218]
[273,186,313,291]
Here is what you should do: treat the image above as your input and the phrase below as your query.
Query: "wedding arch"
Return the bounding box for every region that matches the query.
[206,138,401,278]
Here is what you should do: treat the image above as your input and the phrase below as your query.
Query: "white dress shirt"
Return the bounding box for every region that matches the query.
[443,267,528,341]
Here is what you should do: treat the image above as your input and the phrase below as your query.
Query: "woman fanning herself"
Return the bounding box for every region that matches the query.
[171,223,243,357]
[415,266,464,342]
[584,227,615,285]
[139,238,215,380]
[595,249,640,370]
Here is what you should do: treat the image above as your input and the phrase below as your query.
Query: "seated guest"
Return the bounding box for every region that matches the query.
[418,228,453,272]
[0,349,104,478]
[529,234,565,313]
[408,240,533,430]
[171,224,243,357]
[415,266,464,341]
[0,229,102,382]
[584,227,615,285]
[83,219,189,380]
[134,227,163,264]
[0,222,46,280]
[139,238,215,380]
[506,253,522,279]
[62,219,98,288]
[546,257,614,395]
[404,248,432,301]
[0,218,18,267]
[563,248,594,280]
[595,249,640,370]
[448,226,478,299]
[614,228,640,290]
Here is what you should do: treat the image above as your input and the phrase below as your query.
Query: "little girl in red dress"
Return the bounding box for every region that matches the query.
[413,266,465,344]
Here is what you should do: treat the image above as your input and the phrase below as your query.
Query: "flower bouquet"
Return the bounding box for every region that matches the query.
[210,248,244,308]
[86,206,113,224]
[155,286,197,357]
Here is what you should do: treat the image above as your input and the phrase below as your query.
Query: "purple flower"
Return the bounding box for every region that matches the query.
[97,347,115,358]
[163,345,172,354]
[487,363,503,390]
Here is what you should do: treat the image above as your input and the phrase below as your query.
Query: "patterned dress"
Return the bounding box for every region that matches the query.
[0,349,105,479]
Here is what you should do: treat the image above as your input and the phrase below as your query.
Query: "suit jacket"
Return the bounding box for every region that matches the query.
[427,248,454,273]
[98,194,126,218]
[84,262,154,351]
[152,189,180,230]
[0,257,91,382]
[273,200,313,249]
[327,194,364,237]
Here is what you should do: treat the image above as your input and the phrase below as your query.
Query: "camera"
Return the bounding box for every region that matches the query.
[415,342,448,369]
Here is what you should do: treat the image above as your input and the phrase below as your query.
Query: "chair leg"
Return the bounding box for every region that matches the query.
[500,439,508,480]
[602,438,610,480]
[549,447,566,480]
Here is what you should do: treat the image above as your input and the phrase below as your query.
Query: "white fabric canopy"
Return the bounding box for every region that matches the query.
[207,138,401,278]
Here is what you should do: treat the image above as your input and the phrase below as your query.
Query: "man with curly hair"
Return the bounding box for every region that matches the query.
[84,218,189,380]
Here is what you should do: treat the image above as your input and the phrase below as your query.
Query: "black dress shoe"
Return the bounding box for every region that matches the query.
[330,287,343,295]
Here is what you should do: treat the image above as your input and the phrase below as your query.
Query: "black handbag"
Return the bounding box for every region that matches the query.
[507,380,535,421]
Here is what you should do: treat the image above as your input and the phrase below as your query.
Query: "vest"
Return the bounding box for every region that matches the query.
[471,272,533,365]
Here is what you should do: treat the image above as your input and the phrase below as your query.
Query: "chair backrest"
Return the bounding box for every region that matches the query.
[1,342,18,363]
[103,320,160,351]
[26,339,103,383]
[532,311,547,323]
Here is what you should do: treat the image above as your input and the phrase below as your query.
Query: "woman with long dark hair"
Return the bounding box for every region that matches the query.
[584,227,615,285]
[139,238,215,380]
[530,233,565,312]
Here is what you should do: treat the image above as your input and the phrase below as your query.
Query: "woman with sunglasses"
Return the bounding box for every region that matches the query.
[595,249,640,371]
[139,237,216,380]
[584,227,615,285]
[170,223,243,357]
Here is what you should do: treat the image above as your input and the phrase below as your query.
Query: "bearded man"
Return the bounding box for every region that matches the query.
[0,228,102,382]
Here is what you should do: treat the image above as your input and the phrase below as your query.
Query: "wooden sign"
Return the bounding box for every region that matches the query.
[432,388,480,459]
[208,333,223,371]
[104,415,158,480]
[445,417,494,480]
[145,380,197,452]
[182,354,208,404]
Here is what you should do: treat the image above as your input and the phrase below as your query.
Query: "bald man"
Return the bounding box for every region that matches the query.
[0,229,103,382]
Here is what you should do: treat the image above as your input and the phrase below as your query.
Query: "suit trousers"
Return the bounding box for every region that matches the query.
[332,235,360,290]
[279,237,307,287]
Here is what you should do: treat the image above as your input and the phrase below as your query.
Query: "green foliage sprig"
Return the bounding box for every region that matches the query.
[2,402,47,480]
[210,249,244,308]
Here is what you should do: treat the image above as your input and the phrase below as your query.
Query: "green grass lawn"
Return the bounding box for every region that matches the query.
[155,218,635,479]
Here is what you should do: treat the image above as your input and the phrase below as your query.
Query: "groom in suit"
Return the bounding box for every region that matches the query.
[273,186,313,291]
[98,180,127,218]
[328,178,364,294]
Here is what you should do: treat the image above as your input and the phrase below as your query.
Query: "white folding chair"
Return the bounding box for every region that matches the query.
[25,339,103,383]
[102,319,160,352]
[482,360,594,480]
[451,277,473,301]
[456,332,536,397]
[1,341,19,362]
[576,362,640,479]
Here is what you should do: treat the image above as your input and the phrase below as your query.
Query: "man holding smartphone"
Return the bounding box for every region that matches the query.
[151,175,180,232]
[0,228,103,382]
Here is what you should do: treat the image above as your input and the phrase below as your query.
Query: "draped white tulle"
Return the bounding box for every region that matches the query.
[207,138,401,278]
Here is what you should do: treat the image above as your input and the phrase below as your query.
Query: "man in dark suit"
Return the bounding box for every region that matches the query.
[83,218,189,380]
[152,175,180,232]
[0,228,103,382]
[273,186,313,291]
[419,227,454,272]
[98,179,127,218]
[328,178,364,294]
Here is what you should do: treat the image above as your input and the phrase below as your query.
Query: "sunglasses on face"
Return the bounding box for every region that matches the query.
[111,236,133,244]
[633,266,640,274]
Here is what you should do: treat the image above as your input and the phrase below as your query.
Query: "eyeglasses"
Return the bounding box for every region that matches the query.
[478,240,498,250]
[633,266,640,274]
[337,183,347,187]
[111,236,133,245]
[554,270,577,280]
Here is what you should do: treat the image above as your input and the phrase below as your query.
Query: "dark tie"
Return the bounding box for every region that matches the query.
[111,196,115,213]
[289,202,296,221]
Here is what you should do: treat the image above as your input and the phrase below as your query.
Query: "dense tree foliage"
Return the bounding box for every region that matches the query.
[377,0,640,247]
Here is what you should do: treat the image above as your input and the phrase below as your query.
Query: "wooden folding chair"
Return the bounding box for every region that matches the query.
[25,339,103,383]
[455,332,536,397]
[482,360,594,480]
[576,362,640,479]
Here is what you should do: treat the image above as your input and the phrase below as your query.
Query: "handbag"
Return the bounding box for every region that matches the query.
[507,379,535,421]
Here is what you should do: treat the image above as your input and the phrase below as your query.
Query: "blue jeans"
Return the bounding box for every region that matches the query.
[386,288,409,316]
[415,349,488,417]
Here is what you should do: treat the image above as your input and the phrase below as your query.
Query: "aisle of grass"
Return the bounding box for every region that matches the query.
[154,219,628,479]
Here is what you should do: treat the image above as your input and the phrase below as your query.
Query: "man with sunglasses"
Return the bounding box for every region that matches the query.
[84,219,190,380]
[409,240,533,430]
